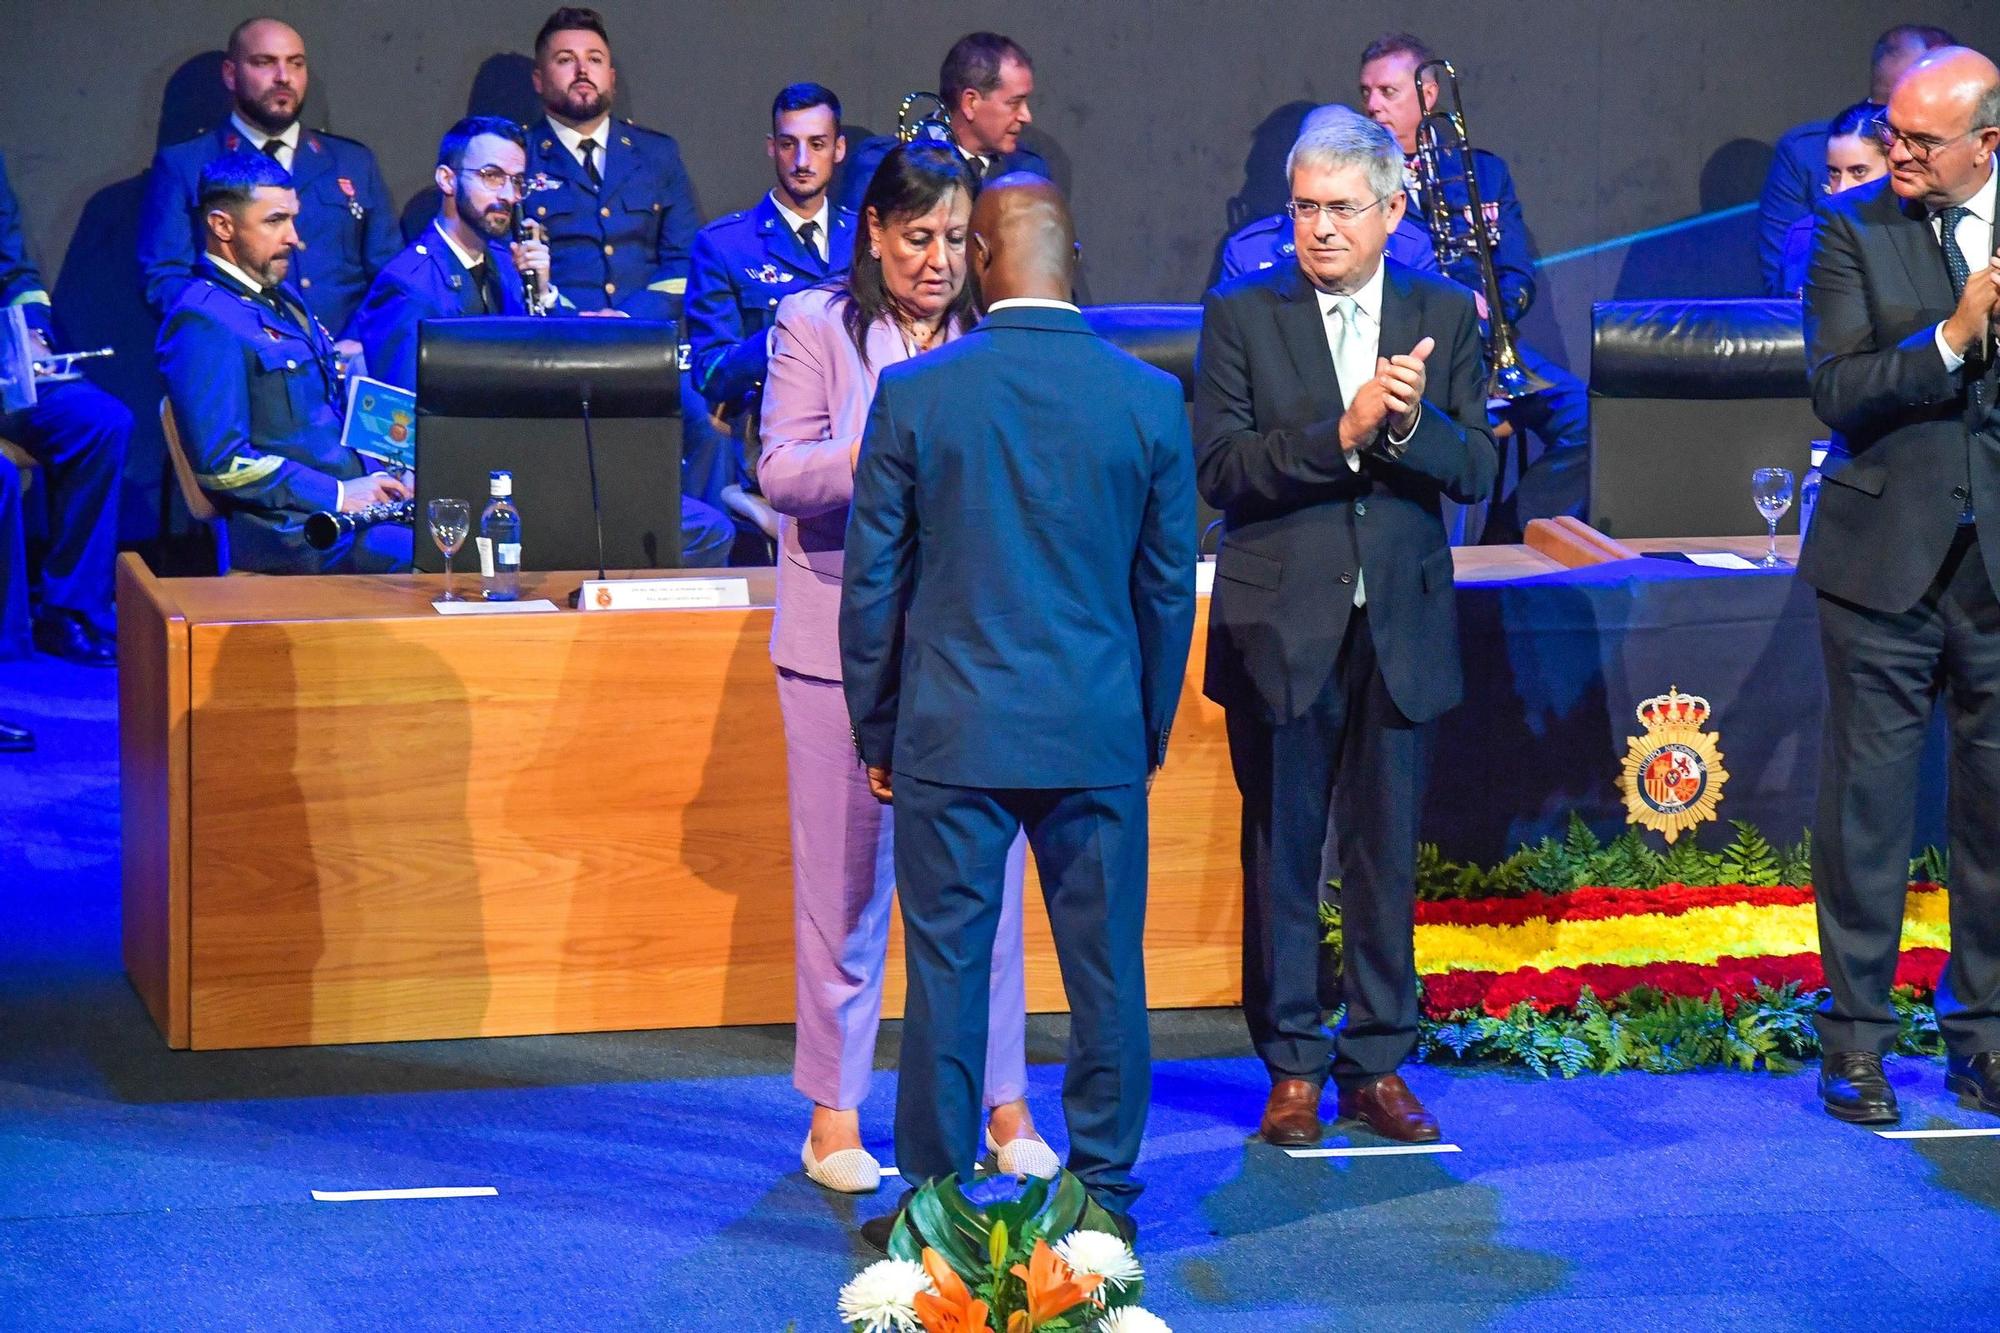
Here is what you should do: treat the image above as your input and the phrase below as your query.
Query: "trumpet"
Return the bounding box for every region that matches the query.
[303,498,415,551]
[896,91,956,148]
[1411,58,1551,404]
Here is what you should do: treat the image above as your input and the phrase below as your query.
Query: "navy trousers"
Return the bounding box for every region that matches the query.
[0,377,131,638]
[891,772,1152,1214]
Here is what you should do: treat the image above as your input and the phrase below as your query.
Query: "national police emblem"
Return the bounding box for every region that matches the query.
[1619,686,1728,843]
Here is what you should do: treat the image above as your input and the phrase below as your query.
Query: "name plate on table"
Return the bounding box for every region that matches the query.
[576,578,752,611]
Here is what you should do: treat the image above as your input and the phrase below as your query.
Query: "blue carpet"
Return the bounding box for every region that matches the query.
[3,658,1998,1330]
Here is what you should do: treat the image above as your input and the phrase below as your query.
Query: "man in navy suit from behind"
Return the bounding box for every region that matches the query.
[840,176,1195,1245]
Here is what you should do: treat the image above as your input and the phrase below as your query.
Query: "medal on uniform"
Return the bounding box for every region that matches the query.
[338,176,363,220]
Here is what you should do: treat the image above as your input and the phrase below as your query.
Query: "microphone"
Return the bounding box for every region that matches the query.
[510,203,544,315]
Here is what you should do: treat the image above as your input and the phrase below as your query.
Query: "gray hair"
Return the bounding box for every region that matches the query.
[1979,78,2000,133]
[1285,109,1403,203]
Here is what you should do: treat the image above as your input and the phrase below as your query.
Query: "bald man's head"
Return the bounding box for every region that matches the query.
[969,173,1075,304]
[223,18,309,135]
[1883,46,2000,209]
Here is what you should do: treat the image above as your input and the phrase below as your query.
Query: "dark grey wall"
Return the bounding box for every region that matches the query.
[6,1,1997,540]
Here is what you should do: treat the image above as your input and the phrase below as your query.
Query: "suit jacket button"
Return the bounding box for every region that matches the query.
[1339,571,1354,585]
[536,206,547,217]
[603,244,615,256]
[299,277,312,289]
[604,282,617,295]
[1954,485,1971,501]
[600,206,611,218]
[285,359,297,370]
[1354,500,1368,516]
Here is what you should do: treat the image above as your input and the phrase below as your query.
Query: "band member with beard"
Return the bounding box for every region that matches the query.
[348,119,553,390]
[349,119,732,567]
[682,83,857,553]
[158,152,410,574]
[140,17,398,349]
[521,7,701,323]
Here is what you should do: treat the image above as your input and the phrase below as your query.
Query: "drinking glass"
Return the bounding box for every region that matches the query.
[1751,467,1795,568]
[428,498,471,601]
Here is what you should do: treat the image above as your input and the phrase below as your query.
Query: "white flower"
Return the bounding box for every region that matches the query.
[1096,1308,1172,1333]
[1053,1229,1143,1293]
[835,1258,931,1332]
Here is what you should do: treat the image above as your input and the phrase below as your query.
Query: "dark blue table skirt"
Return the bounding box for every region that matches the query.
[1422,557,1948,864]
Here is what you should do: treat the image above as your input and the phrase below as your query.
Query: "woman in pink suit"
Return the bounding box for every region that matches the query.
[759,143,1055,1193]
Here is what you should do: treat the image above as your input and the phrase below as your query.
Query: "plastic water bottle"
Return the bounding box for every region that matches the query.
[476,470,520,601]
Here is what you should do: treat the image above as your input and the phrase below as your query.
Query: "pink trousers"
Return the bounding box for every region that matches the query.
[778,668,1029,1110]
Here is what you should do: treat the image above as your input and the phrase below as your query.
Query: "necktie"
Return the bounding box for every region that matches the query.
[1940,205,1973,298]
[796,220,820,259]
[261,137,284,166]
[1328,296,1368,605]
[578,136,602,189]
[968,154,989,184]
[472,260,503,315]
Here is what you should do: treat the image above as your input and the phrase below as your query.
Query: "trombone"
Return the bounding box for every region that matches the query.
[1411,58,1551,404]
[896,92,956,148]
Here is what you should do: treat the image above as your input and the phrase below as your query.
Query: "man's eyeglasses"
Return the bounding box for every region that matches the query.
[1873,123,1982,164]
[465,166,530,195]
[1286,197,1391,224]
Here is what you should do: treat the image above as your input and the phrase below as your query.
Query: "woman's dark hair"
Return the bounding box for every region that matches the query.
[838,143,979,365]
[1827,100,1889,146]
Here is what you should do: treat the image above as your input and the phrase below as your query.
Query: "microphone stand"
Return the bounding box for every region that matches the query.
[567,381,611,608]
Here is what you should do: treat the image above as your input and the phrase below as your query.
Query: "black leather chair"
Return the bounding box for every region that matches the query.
[417,317,683,572]
[1589,298,1820,539]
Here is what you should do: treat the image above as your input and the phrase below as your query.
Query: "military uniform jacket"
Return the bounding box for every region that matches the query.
[685,193,855,410]
[1219,209,1441,284]
[524,116,699,322]
[348,225,530,392]
[1402,144,1536,324]
[835,138,1050,215]
[0,152,53,337]
[139,123,400,337]
[158,259,371,570]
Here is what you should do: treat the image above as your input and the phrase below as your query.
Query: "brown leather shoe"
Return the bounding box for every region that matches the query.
[1258,1078,1324,1146]
[1336,1073,1442,1143]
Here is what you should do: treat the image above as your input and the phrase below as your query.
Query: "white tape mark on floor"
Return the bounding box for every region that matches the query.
[879,1166,901,1177]
[1876,1127,2000,1140]
[1285,1143,1463,1158]
[311,1186,499,1202]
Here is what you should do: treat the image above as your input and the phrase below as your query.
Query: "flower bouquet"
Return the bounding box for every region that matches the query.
[837,1171,1168,1332]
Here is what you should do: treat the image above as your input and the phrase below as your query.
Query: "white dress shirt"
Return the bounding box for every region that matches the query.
[547,114,612,175]
[771,192,830,262]
[1932,160,1997,373]
[986,296,1081,314]
[229,114,300,170]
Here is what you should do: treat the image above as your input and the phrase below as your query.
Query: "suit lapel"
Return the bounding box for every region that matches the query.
[596,127,638,200]
[760,196,821,276]
[1274,264,1343,419]
[1888,191,1955,314]
[428,240,480,317]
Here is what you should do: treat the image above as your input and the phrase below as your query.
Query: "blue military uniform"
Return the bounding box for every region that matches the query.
[835,137,1049,215]
[1219,209,1441,281]
[157,258,408,573]
[348,224,531,392]
[1401,144,1589,539]
[139,122,400,337]
[1759,118,1832,297]
[682,194,855,517]
[523,116,700,322]
[0,150,131,656]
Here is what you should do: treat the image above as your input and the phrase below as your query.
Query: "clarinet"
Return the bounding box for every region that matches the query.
[511,203,545,316]
[303,499,415,551]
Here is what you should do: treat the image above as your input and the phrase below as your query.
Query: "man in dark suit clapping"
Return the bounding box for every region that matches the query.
[1803,45,2000,1124]
[840,176,1196,1242]
[1195,108,1495,1146]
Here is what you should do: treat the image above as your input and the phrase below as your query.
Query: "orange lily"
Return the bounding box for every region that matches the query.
[1008,1239,1104,1327]
[914,1246,994,1333]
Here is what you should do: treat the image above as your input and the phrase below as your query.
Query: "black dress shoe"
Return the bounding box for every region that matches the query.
[1946,1051,2000,1115]
[1819,1050,1899,1124]
[1104,1208,1138,1246]
[33,611,116,667]
[860,1186,920,1254]
[0,718,32,752]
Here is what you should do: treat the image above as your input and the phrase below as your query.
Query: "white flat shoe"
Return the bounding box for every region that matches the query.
[802,1134,881,1194]
[985,1127,1061,1179]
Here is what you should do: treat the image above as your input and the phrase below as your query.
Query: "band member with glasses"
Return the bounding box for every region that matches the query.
[350,119,552,390]
[1777,103,1891,296]
[1195,113,1494,1149]
[1802,45,2000,1125]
